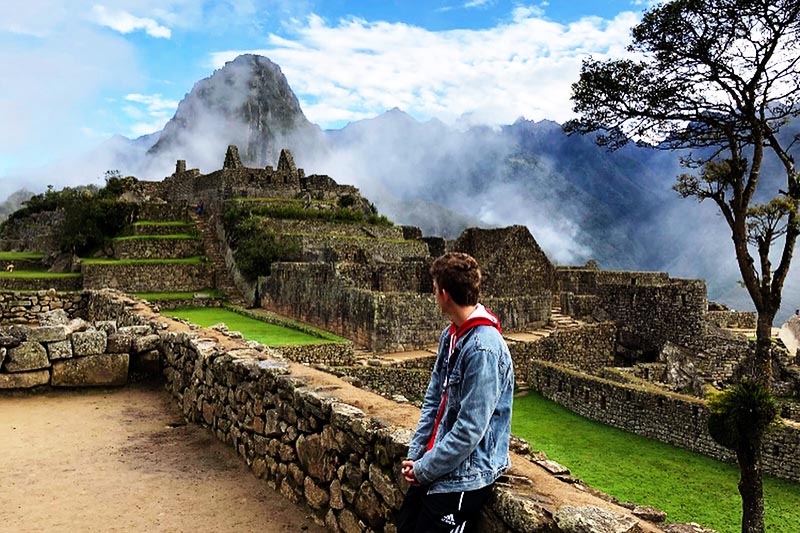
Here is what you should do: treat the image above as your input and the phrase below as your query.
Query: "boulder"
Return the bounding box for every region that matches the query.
[5,341,49,372]
[554,505,643,533]
[779,315,800,359]
[0,369,50,389]
[51,353,129,387]
[71,330,107,356]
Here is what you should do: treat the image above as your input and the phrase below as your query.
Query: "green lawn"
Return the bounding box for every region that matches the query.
[0,271,80,279]
[0,252,44,261]
[133,221,192,227]
[512,392,800,533]
[81,256,206,265]
[166,307,335,346]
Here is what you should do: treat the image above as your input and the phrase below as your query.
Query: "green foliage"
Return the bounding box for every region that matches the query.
[165,307,334,346]
[708,380,780,451]
[227,215,301,281]
[224,198,393,227]
[2,173,141,256]
[512,391,800,533]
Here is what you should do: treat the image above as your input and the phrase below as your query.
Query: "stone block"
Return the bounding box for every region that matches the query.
[0,369,50,389]
[38,308,70,326]
[553,505,641,533]
[28,325,67,343]
[0,347,5,368]
[5,341,49,372]
[106,332,133,353]
[46,340,73,361]
[304,476,330,510]
[119,325,152,336]
[131,334,160,354]
[71,330,107,356]
[95,320,118,335]
[51,353,129,387]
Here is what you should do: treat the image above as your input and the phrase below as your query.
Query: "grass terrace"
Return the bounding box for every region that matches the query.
[166,307,342,346]
[512,392,800,533]
[0,252,45,261]
[81,257,206,265]
[133,290,222,301]
[0,271,81,279]
[114,234,198,241]
[133,221,193,227]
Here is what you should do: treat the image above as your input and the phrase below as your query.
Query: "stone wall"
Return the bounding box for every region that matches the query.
[452,225,555,298]
[706,310,757,329]
[262,263,551,353]
[0,276,82,292]
[299,235,429,263]
[0,210,64,253]
[0,290,86,323]
[138,203,188,222]
[597,280,707,353]
[0,312,160,390]
[113,237,204,260]
[82,263,212,292]
[528,360,800,483]
[133,223,195,236]
[260,218,406,240]
[337,261,431,293]
[332,366,432,404]
[510,323,617,382]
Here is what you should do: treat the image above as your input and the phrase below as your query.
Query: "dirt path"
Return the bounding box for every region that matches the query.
[0,382,326,533]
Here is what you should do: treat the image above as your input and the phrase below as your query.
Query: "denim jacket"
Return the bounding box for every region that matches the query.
[407,323,514,493]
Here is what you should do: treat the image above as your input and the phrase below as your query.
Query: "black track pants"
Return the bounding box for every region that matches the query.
[396,484,493,533]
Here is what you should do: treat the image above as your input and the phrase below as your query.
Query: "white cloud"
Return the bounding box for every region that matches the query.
[89,5,171,38]
[210,10,639,128]
[123,93,179,136]
[464,0,492,8]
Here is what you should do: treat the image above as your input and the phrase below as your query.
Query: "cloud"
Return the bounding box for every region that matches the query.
[123,93,179,135]
[210,9,639,128]
[89,5,171,38]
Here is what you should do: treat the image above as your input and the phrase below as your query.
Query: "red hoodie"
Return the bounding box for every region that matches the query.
[426,304,502,451]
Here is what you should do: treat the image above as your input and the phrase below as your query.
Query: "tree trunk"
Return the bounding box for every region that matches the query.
[737,443,765,533]
[753,311,774,388]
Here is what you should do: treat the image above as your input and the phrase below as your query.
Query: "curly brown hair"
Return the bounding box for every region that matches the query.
[430,252,481,306]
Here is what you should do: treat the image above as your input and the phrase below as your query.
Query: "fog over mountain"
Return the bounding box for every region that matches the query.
[4,53,799,321]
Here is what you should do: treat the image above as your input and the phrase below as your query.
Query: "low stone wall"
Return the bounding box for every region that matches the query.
[299,235,429,263]
[147,297,223,310]
[0,276,83,292]
[0,290,86,323]
[528,360,800,483]
[82,263,212,292]
[0,314,159,390]
[133,223,195,236]
[706,310,757,329]
[511,323,617,382]
[113,237,203,260]
[0,259,44,270]
[278,343,355,366]
[138,203,189,222]
[333,366,432,404]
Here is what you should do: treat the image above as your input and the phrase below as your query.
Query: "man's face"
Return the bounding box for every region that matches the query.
[433,280,446,312]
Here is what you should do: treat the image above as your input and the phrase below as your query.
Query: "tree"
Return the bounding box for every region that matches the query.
[565,1,799,531]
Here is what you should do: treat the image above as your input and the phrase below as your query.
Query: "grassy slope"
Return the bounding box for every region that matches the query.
[114,234,197,241]
[511,392,800,533]
[0,271,80,279]
[165,307,332,346]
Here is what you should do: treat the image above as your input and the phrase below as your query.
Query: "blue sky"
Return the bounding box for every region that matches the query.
[0,0,658,178]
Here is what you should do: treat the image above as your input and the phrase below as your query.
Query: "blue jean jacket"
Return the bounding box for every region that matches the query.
[407,324,514,493]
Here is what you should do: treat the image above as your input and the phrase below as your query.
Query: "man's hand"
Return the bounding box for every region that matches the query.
[401,460,420,486]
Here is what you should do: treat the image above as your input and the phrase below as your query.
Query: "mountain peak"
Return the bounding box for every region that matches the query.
[146,54,321,170]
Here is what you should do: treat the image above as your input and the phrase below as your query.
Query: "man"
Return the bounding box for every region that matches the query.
[398,252,514,533]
